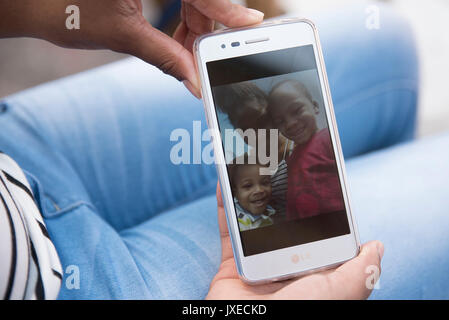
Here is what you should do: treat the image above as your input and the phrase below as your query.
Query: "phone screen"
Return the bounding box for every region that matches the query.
[208,44,351,256]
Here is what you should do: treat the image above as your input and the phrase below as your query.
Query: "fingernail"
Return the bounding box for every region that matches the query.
[247,8,264,21]
[359,245,369,257]
[183,79,201,99]
[376,242,385,259]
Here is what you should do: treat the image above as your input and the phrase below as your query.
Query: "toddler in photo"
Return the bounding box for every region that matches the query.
[268,80,344,220]
[228,154,276,231]
[213,82,294,219]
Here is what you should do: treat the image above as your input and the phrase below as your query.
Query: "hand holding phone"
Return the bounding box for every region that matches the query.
[207,185,383,300]
[195,18,382,286]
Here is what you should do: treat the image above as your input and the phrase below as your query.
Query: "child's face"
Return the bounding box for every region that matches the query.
[270,84,319,145]
[234,164,272,215]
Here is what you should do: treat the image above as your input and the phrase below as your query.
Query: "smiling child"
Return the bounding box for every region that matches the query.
[268,80,344,220]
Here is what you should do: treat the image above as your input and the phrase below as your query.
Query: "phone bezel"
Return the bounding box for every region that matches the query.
[194,18,361,284]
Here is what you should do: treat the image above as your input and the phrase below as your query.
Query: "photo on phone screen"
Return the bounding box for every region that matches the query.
[208,45,351,256]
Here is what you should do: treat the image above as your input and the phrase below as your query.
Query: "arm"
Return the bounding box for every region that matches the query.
[0,0,264,98]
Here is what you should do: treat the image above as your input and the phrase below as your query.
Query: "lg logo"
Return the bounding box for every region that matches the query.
[291,252,311,264]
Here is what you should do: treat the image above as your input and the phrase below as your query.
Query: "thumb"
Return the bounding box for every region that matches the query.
[125,22,201,98]
[329,241,384,299]
[216,183,234,262]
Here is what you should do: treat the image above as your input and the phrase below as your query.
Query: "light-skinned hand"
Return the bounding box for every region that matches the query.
[207,184,384,299]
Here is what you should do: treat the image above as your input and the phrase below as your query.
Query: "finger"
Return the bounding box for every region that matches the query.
[216,183,234,262]
[328,241,384,299]
[184,2,214,36]
[173,21,188,45]
[184,0,264,27]
[173,1,190,47]
[180,0,187,21]
[183,3,214,51]
[127,22,201,99]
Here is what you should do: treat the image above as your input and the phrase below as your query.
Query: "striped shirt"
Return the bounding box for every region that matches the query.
[0,152,62,300]
[270,140,294,217]
[270,159,288,216]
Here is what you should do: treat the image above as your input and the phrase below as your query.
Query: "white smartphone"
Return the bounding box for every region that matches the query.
[194,18,360,284]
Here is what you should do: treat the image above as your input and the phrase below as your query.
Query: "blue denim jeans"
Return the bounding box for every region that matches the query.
[2,3,447,299]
